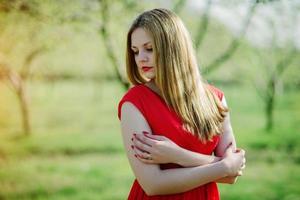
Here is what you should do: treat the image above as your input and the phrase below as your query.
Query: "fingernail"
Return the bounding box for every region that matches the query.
[143,131,149,135]
[131,145,134,149]
[133,133,137,137]
[134,154,137,158]
[131,138,133,141]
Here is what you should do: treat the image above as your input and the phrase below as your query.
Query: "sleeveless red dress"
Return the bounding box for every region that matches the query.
[118,84,224,200]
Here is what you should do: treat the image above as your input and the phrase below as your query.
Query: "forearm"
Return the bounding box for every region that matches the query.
[176,148,222,167]
[175,149,237,184]
[146,160,228,196]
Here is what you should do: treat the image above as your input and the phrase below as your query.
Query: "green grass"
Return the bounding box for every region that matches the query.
[0,80,300,199]
[0,154,133,200]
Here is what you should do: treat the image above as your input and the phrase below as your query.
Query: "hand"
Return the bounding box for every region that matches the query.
[131,131,180,164]
[222,144,246,177]
[235,148,246,176]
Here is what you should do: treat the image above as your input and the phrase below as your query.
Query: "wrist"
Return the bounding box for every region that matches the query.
[220,159,230,176]
[174,146,186,166]
[213,156,222,163]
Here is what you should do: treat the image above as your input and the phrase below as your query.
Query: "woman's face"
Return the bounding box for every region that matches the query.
[131,28,156,80]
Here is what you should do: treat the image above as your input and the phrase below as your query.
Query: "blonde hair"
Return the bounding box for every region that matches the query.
[126,8,228,142]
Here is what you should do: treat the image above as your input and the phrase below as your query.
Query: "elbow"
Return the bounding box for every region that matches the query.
[227,177,238,185]
[136,172,172,196]
[140,184,159,196]
[137,178,159,196]
[217,176,238,185]
[140,181,169,196]
[227,180,236,185]
[144,189,156,196]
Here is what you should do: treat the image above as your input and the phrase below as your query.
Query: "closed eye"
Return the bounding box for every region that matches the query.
[146,48,153,52]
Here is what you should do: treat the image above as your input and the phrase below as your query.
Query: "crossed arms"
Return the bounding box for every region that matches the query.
[120,97,245,196]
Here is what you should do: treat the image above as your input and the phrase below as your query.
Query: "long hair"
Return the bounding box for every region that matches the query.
[126,8,228,142]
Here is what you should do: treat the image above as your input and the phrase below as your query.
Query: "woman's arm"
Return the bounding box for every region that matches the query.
[132,132,239,184]
[131,96,244,184]
[175,144,222,167]
[120,102,245,196]
[215,97,237,155]
[132,132,221,167]
[214,96,242,184]
[130,96,236,168]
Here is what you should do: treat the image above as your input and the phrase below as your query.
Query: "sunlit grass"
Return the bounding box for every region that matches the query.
[0,81,299,199]
[0,154,132,200]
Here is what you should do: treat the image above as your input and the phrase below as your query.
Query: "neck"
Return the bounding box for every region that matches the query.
[145,80,162,97]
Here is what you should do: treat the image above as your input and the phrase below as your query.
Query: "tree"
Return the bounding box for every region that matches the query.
[0,1,48,136]
[253,47,297,131]
[192,0,258,75]
[97,0,137,90]
[252,7,298,131]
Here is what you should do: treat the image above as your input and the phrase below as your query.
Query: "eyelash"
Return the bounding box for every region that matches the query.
[146,48,153,52]
[132,48,153,55]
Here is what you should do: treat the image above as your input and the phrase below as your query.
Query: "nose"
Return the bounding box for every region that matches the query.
[136,50,148,63]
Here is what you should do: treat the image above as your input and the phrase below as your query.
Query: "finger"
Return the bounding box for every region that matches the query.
[132,137,146,152]
[134,137,152,153]
[134,134,153,147]
[132,145,145,157]
[134,147,152,160]
[237,170,243,176]
[241,164,246,170]
[134,133,152,145]
[225,142,233,150]
[143,131,166,141]
[138,133,158,147]
[135,154,155,164]
[239,149,245,156]
[224,145,233,154]
[235,149,245,158]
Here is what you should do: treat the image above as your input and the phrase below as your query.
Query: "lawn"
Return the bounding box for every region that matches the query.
[0,80,299,199]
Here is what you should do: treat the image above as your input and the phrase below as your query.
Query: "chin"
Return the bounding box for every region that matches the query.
[140,73,155,81]
[146,72,155,79]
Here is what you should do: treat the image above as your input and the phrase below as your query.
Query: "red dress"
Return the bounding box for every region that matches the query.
[118,84,224,200]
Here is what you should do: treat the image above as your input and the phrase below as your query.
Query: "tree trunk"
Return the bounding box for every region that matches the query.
[265,94,274,131]
[17,82,31,136]
[6,70,32,136]
[99,0,129,91]
[203,1,257,75]
[265,78,276,131]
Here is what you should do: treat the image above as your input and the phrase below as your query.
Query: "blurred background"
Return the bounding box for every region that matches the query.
[0,0,299,199]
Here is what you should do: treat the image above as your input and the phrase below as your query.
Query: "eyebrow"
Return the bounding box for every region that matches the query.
[131,41,152,49]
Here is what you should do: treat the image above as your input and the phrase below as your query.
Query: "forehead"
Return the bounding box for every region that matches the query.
[131,28,153,46]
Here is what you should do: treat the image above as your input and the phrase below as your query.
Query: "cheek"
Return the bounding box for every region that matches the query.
[150,52,156,64]
[134,55,138,65]
[134,57,142,72]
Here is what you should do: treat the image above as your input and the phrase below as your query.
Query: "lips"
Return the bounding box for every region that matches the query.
[142,66,153,72]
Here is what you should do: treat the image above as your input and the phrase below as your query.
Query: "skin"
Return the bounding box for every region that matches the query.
[131,28,156,80]
[132,97,245,183]
[119,27,246,196]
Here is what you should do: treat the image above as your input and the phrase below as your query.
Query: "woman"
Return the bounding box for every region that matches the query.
[118,8,246,199]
